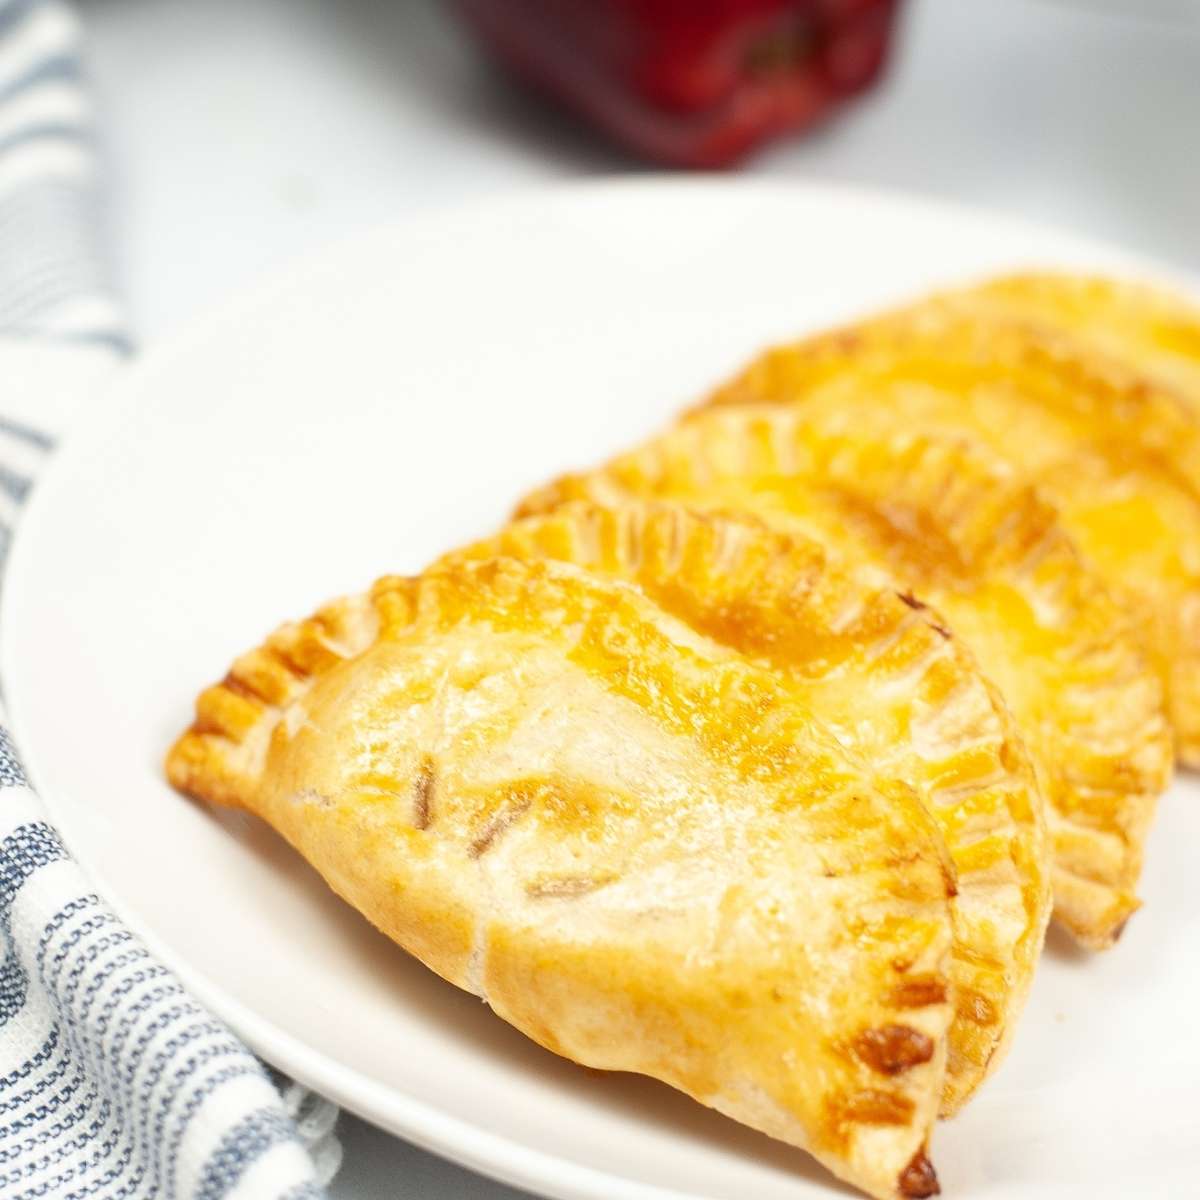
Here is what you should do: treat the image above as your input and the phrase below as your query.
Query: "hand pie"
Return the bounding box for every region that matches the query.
[954,271,1200,404]
[167,556,956,1200]
[449,501,1049,1113]
[518,414,1171,950]
[705,303,1200,765]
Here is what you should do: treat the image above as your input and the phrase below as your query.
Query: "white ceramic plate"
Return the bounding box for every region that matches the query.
[7,180,1200,1200]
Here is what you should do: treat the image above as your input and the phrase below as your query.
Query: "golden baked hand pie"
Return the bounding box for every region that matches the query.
[450,501,1049,1114]
[519,415,1171,951]
[705,303,1200,765]
[956,271,1200,404]
[167,556,955,1200]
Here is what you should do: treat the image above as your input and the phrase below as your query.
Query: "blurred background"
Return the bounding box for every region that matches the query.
[72,0,1198,1195]
[81,0,1199,344]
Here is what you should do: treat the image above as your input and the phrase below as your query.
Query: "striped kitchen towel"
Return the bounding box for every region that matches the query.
[0,2,342,1196]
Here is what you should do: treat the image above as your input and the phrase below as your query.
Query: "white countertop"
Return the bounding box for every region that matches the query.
[77,0,1200,1195]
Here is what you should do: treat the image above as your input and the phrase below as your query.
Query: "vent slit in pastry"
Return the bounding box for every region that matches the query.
[410,757,436,830]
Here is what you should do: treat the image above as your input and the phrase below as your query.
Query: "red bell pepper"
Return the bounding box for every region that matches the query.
[451,0,903,168]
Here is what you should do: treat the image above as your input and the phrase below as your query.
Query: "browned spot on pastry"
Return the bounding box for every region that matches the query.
[899,1146,940,1197]
[525,872,615,899]
[840,1088,914,1125]
[270,645,309,677]
[961,988,998,1026]
[469,798,533,859]
[889,976,947,1008]
[853,1025,934,1075]
[928,620,953,640]
[220,673,262,704]
[411,757,435,830]
[940,859,958,899]
[265,645,305,680]
[1111,915,1131,942]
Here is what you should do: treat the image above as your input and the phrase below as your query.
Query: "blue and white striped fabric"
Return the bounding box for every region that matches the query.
[0,3,342,1196]
[0,0,126,352]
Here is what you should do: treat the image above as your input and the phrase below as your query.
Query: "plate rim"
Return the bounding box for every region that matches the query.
[5,174,1196,1200]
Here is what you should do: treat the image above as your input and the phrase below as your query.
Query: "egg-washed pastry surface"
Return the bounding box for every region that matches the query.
[166,556,956,1200]
[955,271,1200,404]
[518,416,1171,951]
[448,501,1049,1113]
[705,303,1200,765]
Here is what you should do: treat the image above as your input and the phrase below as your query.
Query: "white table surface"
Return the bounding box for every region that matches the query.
[76,0,1200,1195]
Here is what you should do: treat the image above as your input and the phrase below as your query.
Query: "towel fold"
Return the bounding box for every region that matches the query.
[0,3,342,1196]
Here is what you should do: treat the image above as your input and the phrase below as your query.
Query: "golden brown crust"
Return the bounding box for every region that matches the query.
[477,500,1048,1112]
[518,416,1170,956]
[703,298,1200,766]
[956,271,1200,406]
[168,556,955,1200]
[705,299,1200,486]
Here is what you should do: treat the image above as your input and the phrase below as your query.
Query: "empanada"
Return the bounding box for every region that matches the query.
[519,415,1171,950]
[167,556,956,1200]
[450,501,1049,1113]
[956,271,1200,403]
[705,303,1200,765]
